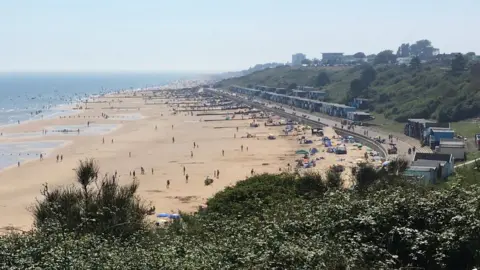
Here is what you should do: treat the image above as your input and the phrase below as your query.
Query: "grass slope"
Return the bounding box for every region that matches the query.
[215,64,480,123]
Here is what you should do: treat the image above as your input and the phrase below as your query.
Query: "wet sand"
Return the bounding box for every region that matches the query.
[0,92,375,230]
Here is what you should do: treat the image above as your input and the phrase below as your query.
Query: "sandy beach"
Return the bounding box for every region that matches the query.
[0,90,377,230]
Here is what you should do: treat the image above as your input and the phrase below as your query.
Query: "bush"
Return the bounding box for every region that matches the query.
[4,164,480,269]
[33,158,154,237]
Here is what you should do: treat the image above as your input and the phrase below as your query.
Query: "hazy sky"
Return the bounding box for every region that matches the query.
[1,0,478,72]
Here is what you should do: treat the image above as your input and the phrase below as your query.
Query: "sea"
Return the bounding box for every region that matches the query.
[0,72,195,126]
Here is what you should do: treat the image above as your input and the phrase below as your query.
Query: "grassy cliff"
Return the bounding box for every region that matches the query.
[215,63,480,123]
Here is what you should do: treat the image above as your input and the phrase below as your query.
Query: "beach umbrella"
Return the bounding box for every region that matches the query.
[295,150,309,155]
[156,213,170,218]
[347,135,354,139]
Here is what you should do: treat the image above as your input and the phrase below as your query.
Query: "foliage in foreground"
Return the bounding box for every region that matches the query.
[33,158,154,238]
[2,163,480,269]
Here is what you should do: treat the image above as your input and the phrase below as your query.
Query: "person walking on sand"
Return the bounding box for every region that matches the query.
[241,145,244,152]
[213,170,216,178]
[193,142,196,148]
[111,139,114,144]
[222,150,224,156]
[251,169,254,176]
[129,152,131,158]
[171,124,174,130]
[246,146,248,152]
[185,174,189,183]
[56,154,59,163]
[102,137,105,144]
[191,151,193,158]
[234,133,236,139]
[152,168,154,175]
[155,125,158,130]
[216,169,220,179]
[60,155,63,162]
[18,161,20,167]
[183,166,186,175]
[40,153,43,161]
[133,171,136,177]
[172,137,175,143]
[167,179,170,189]
[236,127,238,132]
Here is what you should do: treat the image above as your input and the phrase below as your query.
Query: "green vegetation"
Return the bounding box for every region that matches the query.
[451,121,480,138]
[3,159,480,268]
[215,40,480,123]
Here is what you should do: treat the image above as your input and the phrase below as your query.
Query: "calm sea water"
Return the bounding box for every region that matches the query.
[0,72,193,125]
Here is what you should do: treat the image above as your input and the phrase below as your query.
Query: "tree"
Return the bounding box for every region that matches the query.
[471,62,480,78]
[33,159,154,237]
[301,59,312,66]
[466,52,476,60]
[312,58,320,66]
[349,78,366,97]
[360,65,376,85]
[287,83,297,90]
[396,43,410,57]
[410,39,435,59]
[374,50,397,65]
[313,72,330,87]
[410,56,421,70]
[353,52,366,59]
[451,53,467,73]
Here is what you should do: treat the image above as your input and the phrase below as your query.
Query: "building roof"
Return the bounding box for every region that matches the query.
[406,166,437,172]
[414,152,452,162]
[430,128,454,133]
[348,111,372,116]
[439,139,465,147]
[408,118,437,124]
[411,160,445,168]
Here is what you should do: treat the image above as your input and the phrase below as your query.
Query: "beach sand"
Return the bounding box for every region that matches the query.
[0,92,373,231]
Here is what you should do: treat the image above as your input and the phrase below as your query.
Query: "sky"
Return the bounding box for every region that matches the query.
[0,0,479,73]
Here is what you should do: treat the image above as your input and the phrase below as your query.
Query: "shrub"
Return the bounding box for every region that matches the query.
[33,158,154,237]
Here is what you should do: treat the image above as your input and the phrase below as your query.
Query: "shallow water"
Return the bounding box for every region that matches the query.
[47,124,119,136]
[0,140,67,170]
[0,124,119,139]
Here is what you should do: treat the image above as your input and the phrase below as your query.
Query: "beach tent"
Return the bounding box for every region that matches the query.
[156,213,170,218]
[295,150,309,155]
[310,148,319,155]
[169,213,181,219]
